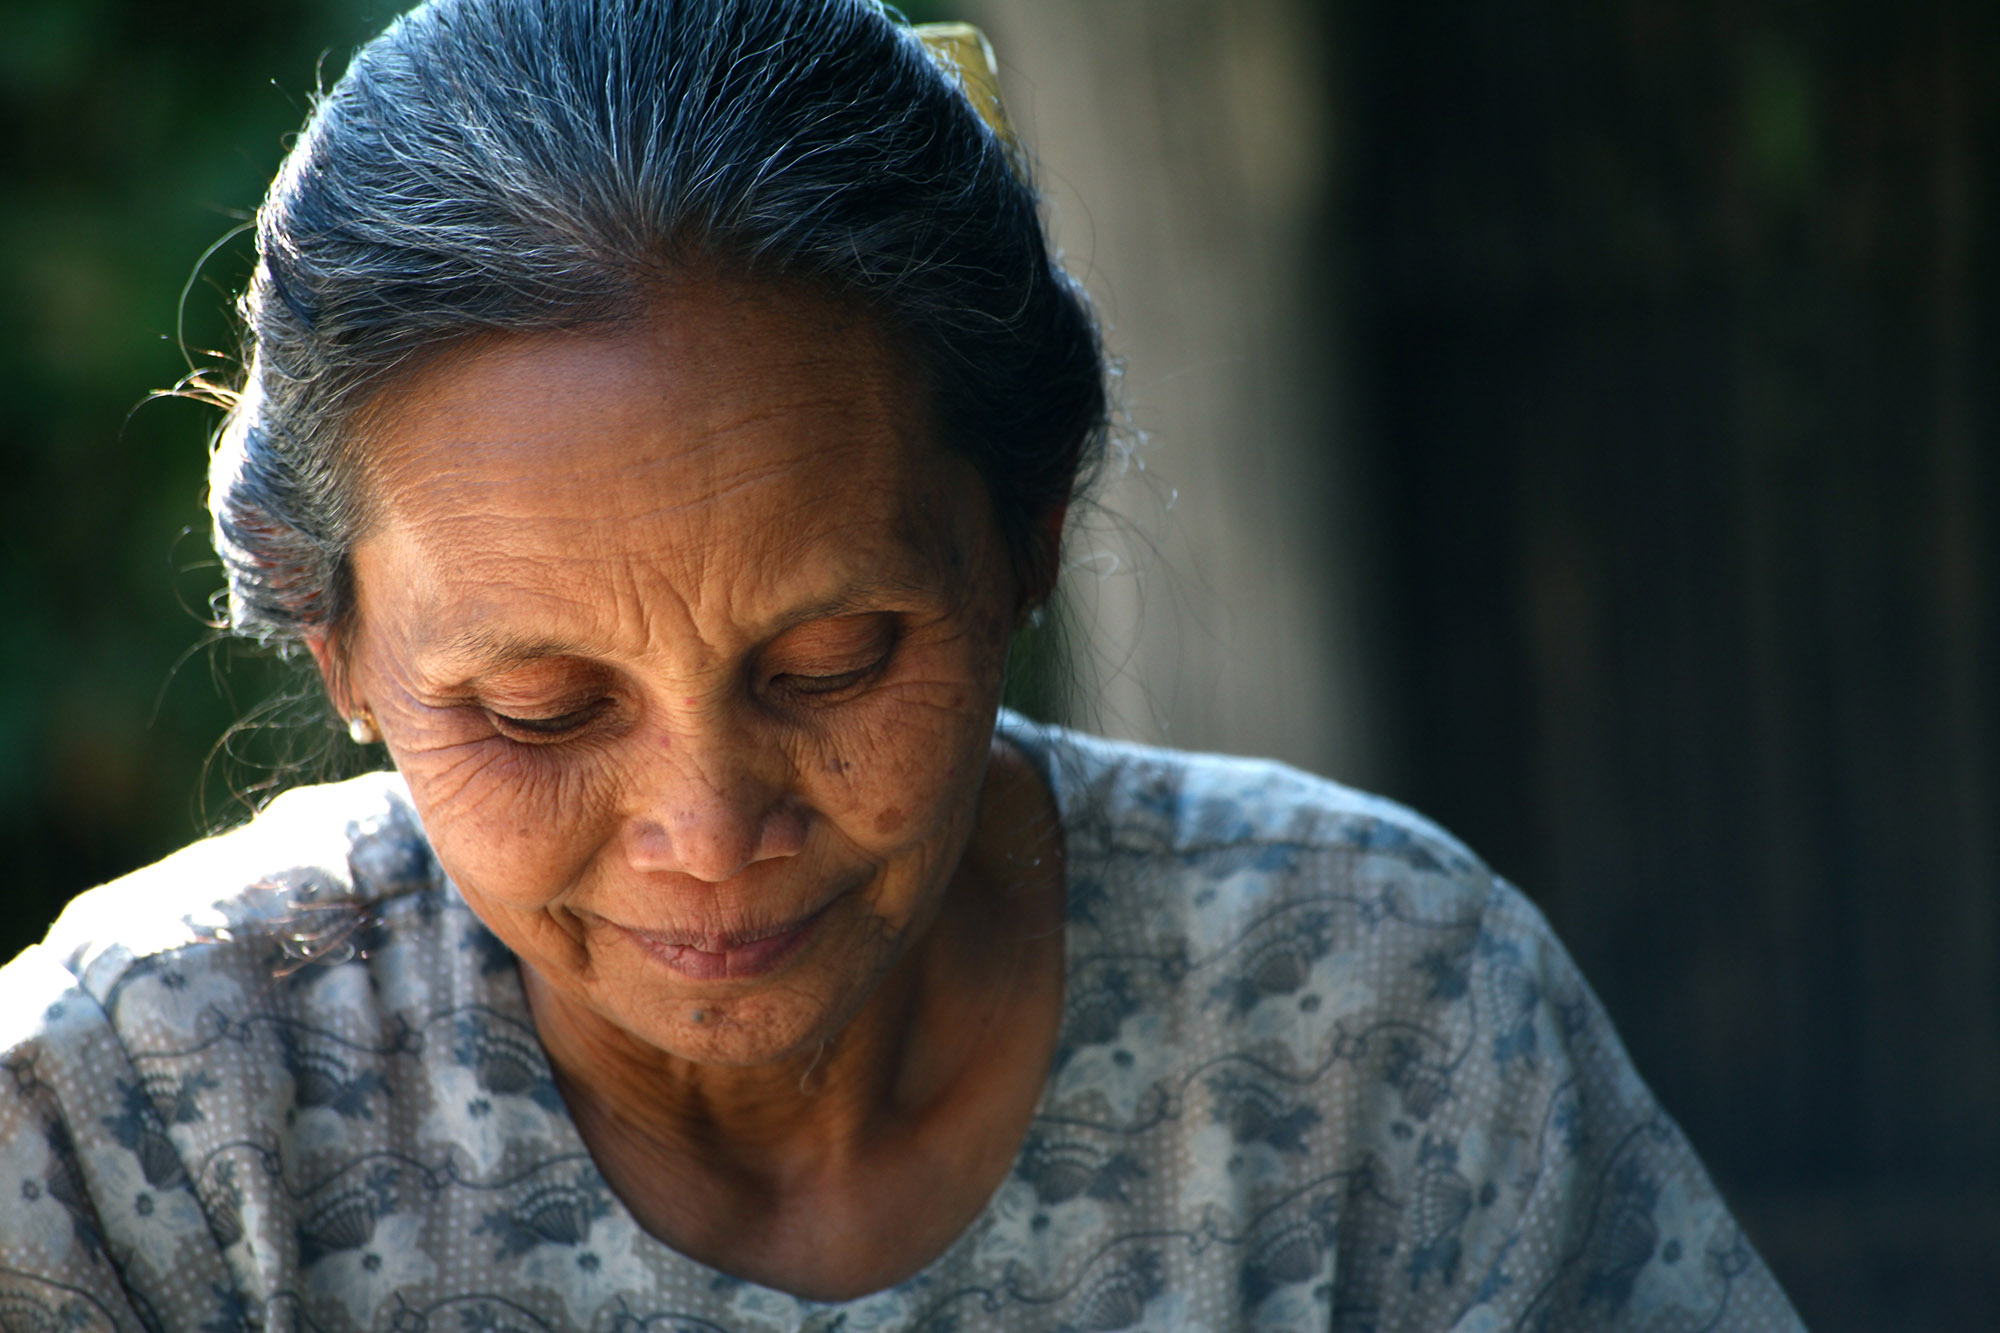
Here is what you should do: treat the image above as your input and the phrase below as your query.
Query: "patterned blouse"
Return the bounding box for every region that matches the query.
[0,716,1804,1331]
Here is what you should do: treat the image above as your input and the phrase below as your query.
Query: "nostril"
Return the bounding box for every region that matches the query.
[625,818,677,870]
[762,802,810,859]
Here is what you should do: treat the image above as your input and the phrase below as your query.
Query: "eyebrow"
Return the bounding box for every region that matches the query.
[416,572,944,678]
[420,626,583,678]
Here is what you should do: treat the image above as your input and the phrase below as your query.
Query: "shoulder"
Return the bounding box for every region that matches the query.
[0,774,543,1328]
[1009,717,1504,950]
[2,767,445,1120]
[1022,717,1481,871]
[30,771,434,1006]
[0,773,433,1331]
[1013,722,1667,1138]
[1006,720,1803,1330]
[2,771,439,1181]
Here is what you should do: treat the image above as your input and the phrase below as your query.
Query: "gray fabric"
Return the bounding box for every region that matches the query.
[0,719,1805,1331]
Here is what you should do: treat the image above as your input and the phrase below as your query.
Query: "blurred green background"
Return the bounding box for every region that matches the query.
[2,0,1997,1328]
[0,0,408,951]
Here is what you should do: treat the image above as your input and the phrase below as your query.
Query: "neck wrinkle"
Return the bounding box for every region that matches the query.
[523,938,935,1191]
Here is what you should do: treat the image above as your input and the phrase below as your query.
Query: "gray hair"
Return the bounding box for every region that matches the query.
[209,0,1106,649]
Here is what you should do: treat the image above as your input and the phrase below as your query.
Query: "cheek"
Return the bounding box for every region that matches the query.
[397,736,616,909]
[806,674,1000,853]
[811,594,1014,847]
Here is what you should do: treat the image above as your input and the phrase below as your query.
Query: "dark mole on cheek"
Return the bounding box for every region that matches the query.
[873,806,908,836]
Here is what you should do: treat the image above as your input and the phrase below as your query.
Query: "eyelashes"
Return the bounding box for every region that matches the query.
[483,649,895,740]
[767,657,887,700]
[477,615,904,741]
[487,699,610,740]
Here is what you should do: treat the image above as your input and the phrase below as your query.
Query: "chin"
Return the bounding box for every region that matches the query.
[620,988,861,1071]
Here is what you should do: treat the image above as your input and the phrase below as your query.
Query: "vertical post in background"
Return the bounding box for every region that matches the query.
[973,0,1385,789]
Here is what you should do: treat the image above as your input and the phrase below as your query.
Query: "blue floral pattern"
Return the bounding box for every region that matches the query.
[0,717,1804,1330]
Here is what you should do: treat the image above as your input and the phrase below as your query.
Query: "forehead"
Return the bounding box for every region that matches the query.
[361,281,927,510]
[349,282,984,643]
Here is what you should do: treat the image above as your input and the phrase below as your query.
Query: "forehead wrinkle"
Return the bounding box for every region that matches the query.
[384,435,906,549]
[599,459,789,525]
[695,374,910,447]
[611,406,913,528]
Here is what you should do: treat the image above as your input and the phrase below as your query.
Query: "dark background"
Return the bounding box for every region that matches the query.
[1346,1,1999,1325]
[2,0,1995,1327]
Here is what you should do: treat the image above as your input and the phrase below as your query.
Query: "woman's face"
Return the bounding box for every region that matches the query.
[333,281,1023,1069]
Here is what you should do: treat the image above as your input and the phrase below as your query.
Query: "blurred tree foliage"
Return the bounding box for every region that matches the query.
[0,0,398,961]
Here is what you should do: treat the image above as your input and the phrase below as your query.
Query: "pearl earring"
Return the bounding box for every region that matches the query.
[348,710,382,745]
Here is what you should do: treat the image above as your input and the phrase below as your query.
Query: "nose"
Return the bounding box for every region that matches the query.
[622,730,806,883]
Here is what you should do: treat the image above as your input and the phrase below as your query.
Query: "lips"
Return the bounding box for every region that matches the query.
[617,901,832,981]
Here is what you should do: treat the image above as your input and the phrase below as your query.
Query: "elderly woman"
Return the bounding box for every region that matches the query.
[0,1,1801,1329]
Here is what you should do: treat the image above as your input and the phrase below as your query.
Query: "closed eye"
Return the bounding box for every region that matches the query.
[488,700,608,739]
[770,661,883,699]
[761,612,899,703]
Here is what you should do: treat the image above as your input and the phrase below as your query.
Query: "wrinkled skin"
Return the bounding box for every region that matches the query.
[316,279,1068,1298]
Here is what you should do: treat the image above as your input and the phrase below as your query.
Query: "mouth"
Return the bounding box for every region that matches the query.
[618,900,834,982]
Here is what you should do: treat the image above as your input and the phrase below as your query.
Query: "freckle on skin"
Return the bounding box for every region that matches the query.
[874,806,907,835]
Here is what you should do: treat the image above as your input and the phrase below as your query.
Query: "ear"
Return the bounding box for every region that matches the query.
[1020,501,1069,615]
[304,629,355,717]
